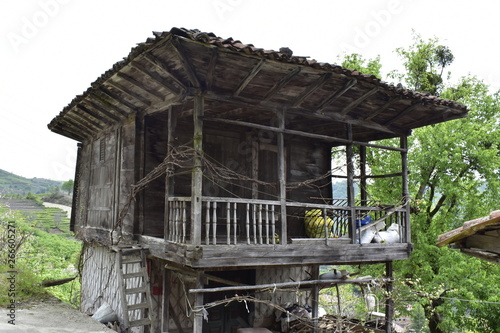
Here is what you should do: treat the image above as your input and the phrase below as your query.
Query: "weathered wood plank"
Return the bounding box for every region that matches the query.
[117,71,165,101]
[465,234,500,254]
[233,59,265,96]
[316,78,357,111]
[340,86,380,116]
[191,95,203,245]
[290,73,331,107]
[263,66,301,100]
[171,38,201,88]
[202,116,406,152]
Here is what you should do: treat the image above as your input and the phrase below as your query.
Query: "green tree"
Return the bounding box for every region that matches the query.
[345,35,500,332]
[389,31,454,96]
[340,53,382,78]
[61,180,74,195]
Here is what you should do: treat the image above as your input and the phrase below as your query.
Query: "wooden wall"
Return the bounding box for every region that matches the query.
[253,266,313,328]
[73,118,136,238]
[80,243,122,319]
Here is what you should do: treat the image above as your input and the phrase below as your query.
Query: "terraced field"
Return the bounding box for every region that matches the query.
[0,199,71,235]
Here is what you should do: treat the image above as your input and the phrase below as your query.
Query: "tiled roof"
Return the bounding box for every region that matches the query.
[49,27,468,142]
[61,28,466,119]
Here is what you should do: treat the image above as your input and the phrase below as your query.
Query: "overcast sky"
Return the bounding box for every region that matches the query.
[1,0,499,181]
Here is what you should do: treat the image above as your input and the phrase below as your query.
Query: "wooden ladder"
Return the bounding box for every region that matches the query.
[115,246,156,333]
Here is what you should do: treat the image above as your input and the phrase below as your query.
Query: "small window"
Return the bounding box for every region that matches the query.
[99,139,105,162]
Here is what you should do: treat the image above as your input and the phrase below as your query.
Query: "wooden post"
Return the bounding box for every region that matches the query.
[346,124,356,243]
[360,145,367,206]
[278,109,287,244]
[135,112,145,236]
[113,127,123,240]
[193,271,205,333]
[161,265,170,332]
[400,136,410,244]
[164,106,175,241]
[311,265,320,333]
[385,261,394,333]
[191,95,204,245]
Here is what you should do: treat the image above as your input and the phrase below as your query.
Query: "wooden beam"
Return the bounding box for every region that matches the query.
[460,248,500,265]
[99,86,139,113]
[107,79,152,106]
[86,100,123,122]
[383,102,422,125]
[264,66,301,100]
[70,107,106,131]
[50,120,88,142]
[205,47,219,90]
[117,71,165,101]
[202,116,407,152]
[340,86,380,116]
[76,104,112,127]
[407,108,468,128]
[233,59,265,96]
[172,38,201,88]
[65,112,101,134]
[142,52,188,91]
[42,276,76,287]
[364,96,402,120]
[189,277,386,294]
[131,60,183,95]
[290,73,331,107]
[317,78,357,111]
[91,92,132,118]
[202,90,405,136]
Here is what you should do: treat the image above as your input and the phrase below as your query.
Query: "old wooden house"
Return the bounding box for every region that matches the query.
[48,28,467,332]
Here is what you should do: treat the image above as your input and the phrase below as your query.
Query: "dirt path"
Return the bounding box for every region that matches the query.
[42,202,72,217]
[0,296,115,333]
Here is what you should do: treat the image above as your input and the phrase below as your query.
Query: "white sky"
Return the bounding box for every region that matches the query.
[1,0,499,181]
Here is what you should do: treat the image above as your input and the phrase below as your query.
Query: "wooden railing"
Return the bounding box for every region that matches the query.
[165,197,408,245]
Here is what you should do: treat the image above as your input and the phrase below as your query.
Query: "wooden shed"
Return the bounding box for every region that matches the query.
[437,210,500,264]
[49,28,467,332]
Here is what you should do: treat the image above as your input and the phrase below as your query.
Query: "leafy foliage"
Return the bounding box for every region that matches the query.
[343,35,500,332]
[389,31,454,96]
[61,179,74,195]
[340,54,382,78]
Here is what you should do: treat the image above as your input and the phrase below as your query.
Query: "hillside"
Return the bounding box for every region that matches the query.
[0,169,62,196]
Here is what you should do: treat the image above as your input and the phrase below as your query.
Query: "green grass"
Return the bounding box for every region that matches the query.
[0,204,82,307]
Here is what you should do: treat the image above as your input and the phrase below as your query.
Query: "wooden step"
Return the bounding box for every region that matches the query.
[127,302,149,310]
[123,272,144,279]
[125,287,147,294]
[121,257,142,264]
[129,318,151,327]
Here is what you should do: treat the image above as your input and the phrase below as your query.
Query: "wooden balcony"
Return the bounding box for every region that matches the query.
[138,196,412,269]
